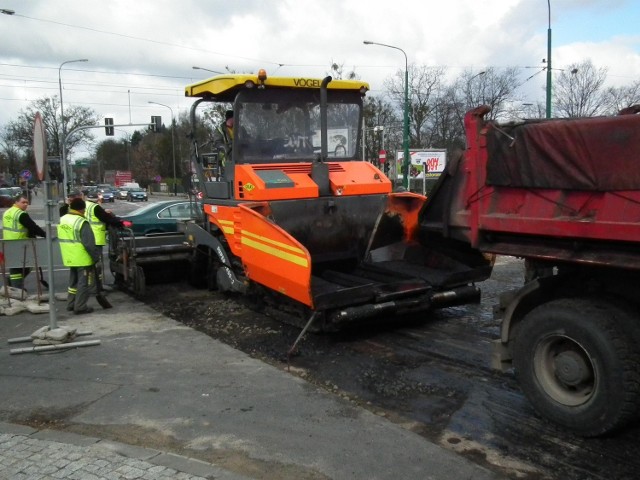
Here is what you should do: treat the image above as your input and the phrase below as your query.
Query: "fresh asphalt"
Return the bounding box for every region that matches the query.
[1,193,502,479]
[0,290,503,480]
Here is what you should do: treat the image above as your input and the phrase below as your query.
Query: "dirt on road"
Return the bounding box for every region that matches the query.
[146,256,640,480]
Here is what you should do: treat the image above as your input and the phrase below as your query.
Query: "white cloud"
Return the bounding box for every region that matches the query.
[0,0,638,145]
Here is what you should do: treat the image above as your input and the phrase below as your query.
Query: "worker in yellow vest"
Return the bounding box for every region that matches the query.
[57,198,100,315]
[2,193,46,291]
[61,190,124,292]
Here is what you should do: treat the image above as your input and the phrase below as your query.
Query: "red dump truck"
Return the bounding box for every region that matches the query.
[422,105,640,436]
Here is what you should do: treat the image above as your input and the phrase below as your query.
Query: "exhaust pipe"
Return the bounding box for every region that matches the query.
[312,76,332,196]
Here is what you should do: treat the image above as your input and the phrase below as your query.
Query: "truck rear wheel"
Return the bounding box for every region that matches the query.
[512,298,640,436]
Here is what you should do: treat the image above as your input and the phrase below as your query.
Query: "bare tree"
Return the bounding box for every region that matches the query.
[457,67,522,121]
[419,67,522,151]
[131,136,160,185]
[363,96,398,164]
[604,80,640,115]
[0,131,23,181]
[429,84,466,151]
[384,64,446,148]
[4,95,98,157]
[553,60,608,117]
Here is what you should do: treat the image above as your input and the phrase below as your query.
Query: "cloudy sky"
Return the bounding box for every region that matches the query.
[1,0,639,158]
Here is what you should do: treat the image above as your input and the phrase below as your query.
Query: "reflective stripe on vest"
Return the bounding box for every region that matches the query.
[85,200,107,246]
[57,214,94,267]
[2,206,27,240]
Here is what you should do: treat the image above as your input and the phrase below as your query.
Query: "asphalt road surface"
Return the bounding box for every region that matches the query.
[144,257,640,480]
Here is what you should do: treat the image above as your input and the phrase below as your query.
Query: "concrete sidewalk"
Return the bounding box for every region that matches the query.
[0,290,502,480]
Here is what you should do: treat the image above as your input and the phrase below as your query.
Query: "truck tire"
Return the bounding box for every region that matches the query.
[512,298,640,437]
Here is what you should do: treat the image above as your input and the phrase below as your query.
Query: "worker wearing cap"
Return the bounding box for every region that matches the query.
[2,193,46,291]
[57,198,100,315]
[62,190,124,292]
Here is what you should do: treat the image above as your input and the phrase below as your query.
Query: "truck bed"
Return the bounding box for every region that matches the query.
[420,106,640,271]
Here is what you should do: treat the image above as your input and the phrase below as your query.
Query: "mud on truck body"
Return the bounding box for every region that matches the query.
[183,70,492,334]
[428,105,640,436]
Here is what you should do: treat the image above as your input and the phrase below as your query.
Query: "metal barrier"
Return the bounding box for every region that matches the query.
[0,238,63,269]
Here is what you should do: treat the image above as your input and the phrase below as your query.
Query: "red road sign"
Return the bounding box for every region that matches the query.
[33,112,46,181]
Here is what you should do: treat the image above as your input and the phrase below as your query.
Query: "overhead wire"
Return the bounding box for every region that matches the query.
[5,11,284,67]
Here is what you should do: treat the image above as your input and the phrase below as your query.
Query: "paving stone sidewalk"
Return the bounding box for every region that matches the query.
[0,423,250,480]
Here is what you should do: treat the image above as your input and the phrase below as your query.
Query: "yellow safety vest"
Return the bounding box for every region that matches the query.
[57,214,94,267]
[2,206,27,240]
[85,200,107,246]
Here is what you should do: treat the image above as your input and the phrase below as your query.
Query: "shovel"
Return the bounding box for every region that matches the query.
[94,265,113,309]
[96,291,112,309]
[38,267,49,289]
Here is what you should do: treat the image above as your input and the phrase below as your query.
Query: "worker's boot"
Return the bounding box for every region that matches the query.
[67,292,76,312]
[9,273,20,288]
[11,276,25,299]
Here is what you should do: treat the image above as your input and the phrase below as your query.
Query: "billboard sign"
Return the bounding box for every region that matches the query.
[397,149,447,181]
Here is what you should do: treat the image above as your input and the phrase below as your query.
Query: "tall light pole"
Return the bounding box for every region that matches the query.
[546,0,552,118]
[59,58,88,199]
[467,70,486,106]
[364,41,410,189]
[469,70,486,84]
[115,129,132,172]
[148,101,177,196]
[192,66,225,75]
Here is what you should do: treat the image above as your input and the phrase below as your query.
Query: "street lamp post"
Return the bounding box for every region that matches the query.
[467,70,487,107]
[148,101,177,195]
[192,66,225,75]
[468,70,486,86]
[59,58,88,200]
[364,41,410,189]
[114,129,131,171]
[546,0,552,118]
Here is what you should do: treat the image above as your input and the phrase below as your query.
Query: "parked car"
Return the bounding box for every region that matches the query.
[120,200,202,235]
[0,187,15,207]
[126,187,148,202]
[98,188,115,203]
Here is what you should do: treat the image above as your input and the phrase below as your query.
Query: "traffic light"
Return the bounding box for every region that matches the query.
[47,157,62,181]
[105,117,114,136]
[150,116,162,132]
